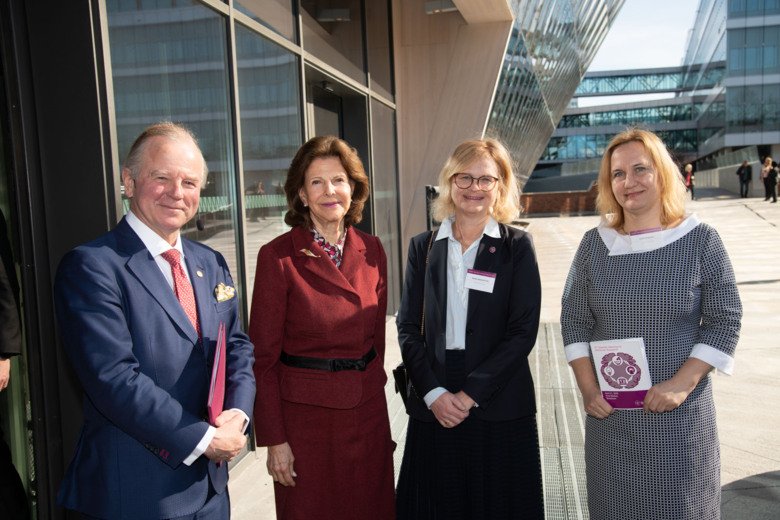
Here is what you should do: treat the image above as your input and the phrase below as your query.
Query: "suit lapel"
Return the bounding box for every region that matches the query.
[119,220,199,346]
[340,227,367,290]
[466,229,504,323]
[426,234,448,365]
[292,226,359,297]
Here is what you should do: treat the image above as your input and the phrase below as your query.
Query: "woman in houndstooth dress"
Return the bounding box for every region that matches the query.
[561,129,742,520]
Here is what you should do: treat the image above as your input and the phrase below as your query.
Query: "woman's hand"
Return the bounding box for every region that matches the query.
[643,358,712,414]
[267,442,297,487]
[643,380,691,413]
[430,392,469,428]
[569,357,614,419]
[581,385,614,419]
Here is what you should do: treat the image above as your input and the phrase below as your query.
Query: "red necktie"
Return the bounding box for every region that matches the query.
[161,249,200,337]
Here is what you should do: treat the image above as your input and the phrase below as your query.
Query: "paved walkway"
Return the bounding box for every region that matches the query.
[230,188,780,519]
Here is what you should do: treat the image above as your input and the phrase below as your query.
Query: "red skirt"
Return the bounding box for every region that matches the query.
[273,386,395,520]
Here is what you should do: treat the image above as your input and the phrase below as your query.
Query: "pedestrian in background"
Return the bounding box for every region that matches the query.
[561,128,742,520]
[684,163,695,200]
[736,160,752,198]
[761,156,775,202]
[396,138,543,520]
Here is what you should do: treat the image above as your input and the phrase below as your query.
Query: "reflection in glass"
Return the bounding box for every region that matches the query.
[107,1,241,287]
[235,23,303,302]
[370,100,401,313]
[365,0,393,100]
[300,0,366,85]
[235,0,296,42]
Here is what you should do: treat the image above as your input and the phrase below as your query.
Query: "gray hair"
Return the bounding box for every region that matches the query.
[123,121,209,182]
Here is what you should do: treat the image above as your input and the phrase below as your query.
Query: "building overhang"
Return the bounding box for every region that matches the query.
[452,0,513,24]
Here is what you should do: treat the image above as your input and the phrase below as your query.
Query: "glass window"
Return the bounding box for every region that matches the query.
[107,1,242,285]
[726,86,745,131]
[365,0,393,100]
[745,28,763,73]
[764,25,780,73]
[369,99,400,313]
[300,0,366,85]
[235,0,296,42]
[743,85,762,130]
[728,0,746,16]
[234,23,303,303]
[727,28,745,73]
[763,83,780,131]
[766,0,780,15]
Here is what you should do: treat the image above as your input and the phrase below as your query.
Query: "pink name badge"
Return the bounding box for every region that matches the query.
[465,269,496,293]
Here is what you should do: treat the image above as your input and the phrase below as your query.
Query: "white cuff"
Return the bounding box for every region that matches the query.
[228,408,250,434]
[564,342,591,363]
[183,425,216,466]
[423,387,447,408]
[690,343,735,375]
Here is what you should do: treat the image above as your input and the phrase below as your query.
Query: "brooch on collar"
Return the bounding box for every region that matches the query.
[214,282,236,302]
[299,248,320,258]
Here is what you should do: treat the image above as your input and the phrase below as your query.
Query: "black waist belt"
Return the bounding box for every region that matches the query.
[280,347,377,372]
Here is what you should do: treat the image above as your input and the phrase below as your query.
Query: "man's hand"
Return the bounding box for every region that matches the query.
[267,442,297,487]
[0,359,10,392]
[430,391,469,428]
[453,390,475,410]
[214,409,246,430]
[205,413,247,463]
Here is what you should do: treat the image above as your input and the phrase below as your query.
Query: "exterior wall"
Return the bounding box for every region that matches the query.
[520,185,598,216]
[393,0,513,248]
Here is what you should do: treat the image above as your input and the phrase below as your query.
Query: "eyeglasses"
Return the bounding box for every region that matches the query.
[452,173,499,191]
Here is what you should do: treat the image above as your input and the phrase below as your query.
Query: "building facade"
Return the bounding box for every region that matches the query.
[532,0,780,196]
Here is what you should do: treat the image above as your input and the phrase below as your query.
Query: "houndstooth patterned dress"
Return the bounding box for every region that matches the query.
[561,215,742,520]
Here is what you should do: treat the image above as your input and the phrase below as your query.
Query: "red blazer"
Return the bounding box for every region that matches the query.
[249,225,388,446]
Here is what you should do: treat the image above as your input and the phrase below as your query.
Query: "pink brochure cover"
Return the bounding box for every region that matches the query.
[590,337,652,410]
[207,322,226,425]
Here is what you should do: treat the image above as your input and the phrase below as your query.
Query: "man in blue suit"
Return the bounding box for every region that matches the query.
[54,122,255,519]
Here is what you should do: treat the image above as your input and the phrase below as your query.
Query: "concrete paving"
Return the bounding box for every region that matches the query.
[229,188,780,519]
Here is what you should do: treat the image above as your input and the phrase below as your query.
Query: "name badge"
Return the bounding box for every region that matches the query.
[465,269,496,293]
[629,228,664,252]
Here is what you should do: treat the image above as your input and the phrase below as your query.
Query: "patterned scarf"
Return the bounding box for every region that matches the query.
[311,227,346,268]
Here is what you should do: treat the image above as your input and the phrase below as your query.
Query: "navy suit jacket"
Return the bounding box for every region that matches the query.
[397,224,541,422]
[54,217,255,519]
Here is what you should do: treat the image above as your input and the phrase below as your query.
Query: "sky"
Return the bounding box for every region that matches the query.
[578,0,701,107]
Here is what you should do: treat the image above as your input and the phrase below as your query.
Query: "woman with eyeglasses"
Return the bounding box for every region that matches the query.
[395,138,544,519]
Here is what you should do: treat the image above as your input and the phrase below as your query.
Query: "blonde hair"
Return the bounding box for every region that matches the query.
[596,128,687,230]
[432,138,520,224]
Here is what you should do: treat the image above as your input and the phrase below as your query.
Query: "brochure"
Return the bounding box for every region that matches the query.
[590,337,652,409]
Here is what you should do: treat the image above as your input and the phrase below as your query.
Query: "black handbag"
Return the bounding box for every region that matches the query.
[393,230,435,409]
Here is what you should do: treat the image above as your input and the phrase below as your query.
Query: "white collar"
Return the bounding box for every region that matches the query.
[597,213,701,256]
[436,216,501,241]
[126,211,185,259]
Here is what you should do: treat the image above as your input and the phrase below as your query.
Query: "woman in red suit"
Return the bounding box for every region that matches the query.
[249,136,395,520]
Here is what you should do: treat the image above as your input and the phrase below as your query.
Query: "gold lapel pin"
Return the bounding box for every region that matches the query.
[300,248,320,258]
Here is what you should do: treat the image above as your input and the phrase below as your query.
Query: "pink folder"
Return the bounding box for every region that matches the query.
[207,322,226,426]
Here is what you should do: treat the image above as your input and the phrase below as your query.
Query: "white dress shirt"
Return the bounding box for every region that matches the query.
[126,211,248,464]
[423,217,501,408]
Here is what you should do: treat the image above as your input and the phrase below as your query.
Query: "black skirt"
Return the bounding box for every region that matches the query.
[396,350,544,520]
